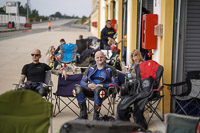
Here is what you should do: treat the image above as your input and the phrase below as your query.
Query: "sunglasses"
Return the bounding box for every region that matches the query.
[132,54,137,57]
[31,54,40,57]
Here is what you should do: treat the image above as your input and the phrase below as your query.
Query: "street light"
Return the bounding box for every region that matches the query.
[27,0,30,22]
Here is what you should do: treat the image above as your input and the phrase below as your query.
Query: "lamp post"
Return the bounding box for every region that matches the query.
[27,0,30,22]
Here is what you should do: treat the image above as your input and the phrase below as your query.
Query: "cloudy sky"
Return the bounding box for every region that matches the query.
[0,0,92,17]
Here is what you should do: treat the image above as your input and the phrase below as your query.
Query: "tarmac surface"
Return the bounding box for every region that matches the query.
[0,19,166,133]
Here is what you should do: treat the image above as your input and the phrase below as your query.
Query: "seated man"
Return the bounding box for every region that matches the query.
[77,37,99,64]
[55,39,78,62]
[18,49,67,96]
[74,51,118,120]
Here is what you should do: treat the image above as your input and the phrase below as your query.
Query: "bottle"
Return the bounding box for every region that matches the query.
[128,72,132,79]
[128,72,133,82]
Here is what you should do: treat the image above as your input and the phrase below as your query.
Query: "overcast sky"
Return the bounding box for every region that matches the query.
[0,0,92,17]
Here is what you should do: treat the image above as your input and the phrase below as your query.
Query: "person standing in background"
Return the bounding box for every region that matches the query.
[101,20,116,50]
[48,21,52,31]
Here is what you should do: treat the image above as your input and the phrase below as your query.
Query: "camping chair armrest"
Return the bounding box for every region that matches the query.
[47,85,53,87]
[152,85,164,92]
[109,84,121,94]
[109,84,120,88]
[164,81,186,90]
[13,83,20,90]
[59,60,74,64]
[164,81,186,87]
[108,85,116,95]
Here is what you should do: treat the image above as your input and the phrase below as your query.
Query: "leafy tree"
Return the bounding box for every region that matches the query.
[29,9,39,22]
[0,7,5,14]
[81,16,87,24]
[19,5,27,16]
[54,12,62,18]
[0,4,81,22]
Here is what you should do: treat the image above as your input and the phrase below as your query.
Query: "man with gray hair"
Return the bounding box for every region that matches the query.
[74,51,118,120]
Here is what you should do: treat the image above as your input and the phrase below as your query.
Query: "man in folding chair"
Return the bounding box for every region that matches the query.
[18,49,67,96]
[73,51,118,120]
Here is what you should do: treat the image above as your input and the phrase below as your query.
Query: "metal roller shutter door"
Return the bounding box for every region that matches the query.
[184,0,200,72]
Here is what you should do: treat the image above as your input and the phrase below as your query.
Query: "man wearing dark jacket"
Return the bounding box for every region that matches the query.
[101,20,116,50]
[74,51,118,120]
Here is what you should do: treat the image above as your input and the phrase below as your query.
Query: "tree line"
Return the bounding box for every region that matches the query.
[0,3,83,22]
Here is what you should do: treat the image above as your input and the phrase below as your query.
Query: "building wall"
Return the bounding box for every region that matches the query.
[159,0,174,113]
[0,14,26,24]
[90,0,175,113]
[91,10,98,37]
[100,0,106,34]
[126,0,138,65]
[90,0,98,37]
[153,0,161,63]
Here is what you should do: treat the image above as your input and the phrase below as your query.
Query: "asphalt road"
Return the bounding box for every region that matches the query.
[0,19,87,40]
[0,19,94,133]
[0,18,91,94]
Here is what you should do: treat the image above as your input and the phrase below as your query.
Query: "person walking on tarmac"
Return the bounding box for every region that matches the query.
[101,20,116,50]
[48,21,52,31]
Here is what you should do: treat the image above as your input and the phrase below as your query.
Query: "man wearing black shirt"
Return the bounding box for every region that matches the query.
[101,20,116,50]
[19,49,67,88]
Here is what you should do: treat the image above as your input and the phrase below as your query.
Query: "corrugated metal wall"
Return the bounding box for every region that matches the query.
[184,0,200,72]
[147,0,153,14]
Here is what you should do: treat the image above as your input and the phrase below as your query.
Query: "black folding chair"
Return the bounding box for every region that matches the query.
[135,60,164,125]
[85,86,116,116]
[13,71,54,103]
[164,71,200,116]
[144,86,164,124]
[53,74,83,117]
[117,60,164,128]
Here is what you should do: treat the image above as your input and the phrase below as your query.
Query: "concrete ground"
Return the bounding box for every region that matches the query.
[0,19,166,133]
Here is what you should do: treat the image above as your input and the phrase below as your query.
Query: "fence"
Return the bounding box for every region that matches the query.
[0,14,26,25]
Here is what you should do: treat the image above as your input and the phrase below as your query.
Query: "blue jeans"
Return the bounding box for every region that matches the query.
[77,90,103,106]
[104,44,110,50]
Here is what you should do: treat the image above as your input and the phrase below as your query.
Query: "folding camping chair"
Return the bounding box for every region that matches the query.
[56,42,82,74]
[165,113,200,133]
[44,71,54,102]
[76,39,87,55]
[53,74,115,117]
[135,60,164,124]
[13,71,54,102]
[0,90,53,133]
[85,86,116,116]
[53,74,83,117]
[117,60,164,128]
[164,71,200,116]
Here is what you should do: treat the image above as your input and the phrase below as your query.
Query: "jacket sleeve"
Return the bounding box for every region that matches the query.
[54,45,60,55]
[111,29,116,39]
[101,28,108,41]
[103,67,119,88]
[80,68,89,88]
